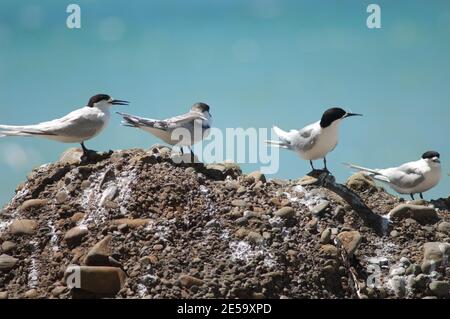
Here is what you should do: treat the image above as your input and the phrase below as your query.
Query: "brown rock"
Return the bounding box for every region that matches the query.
[0,291,8,299]
[64,266,126,296]
[337,231,362,257]
[319,245,339,259]
[0,254,18,271]
[297,175,318,186]
[111,218,150,228]
[437,222,450,235]
[84,236,113,266]
[24,289,38,299]
[274,207,295,219]
[346,172,377,192]
[389,204,438,224]
[70,213,85,223]
[1,241,17,253]
[179,275,204,288]
[245,171,266,183]
[64,226,88,247]
[9,219,38,235]
[19,199,47,212]
[59,148,83,165]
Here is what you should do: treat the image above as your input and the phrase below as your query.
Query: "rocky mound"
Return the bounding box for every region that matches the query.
[0,146,449,299]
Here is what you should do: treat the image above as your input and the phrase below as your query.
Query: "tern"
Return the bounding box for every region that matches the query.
[117,102,212,155]
[344,151,442,200]
[0,94,129,159]
[266,107,362,171]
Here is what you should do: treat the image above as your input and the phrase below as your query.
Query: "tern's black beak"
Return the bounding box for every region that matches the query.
[111,99,129,106]
[433,158,441,164]
[343,112,362,118]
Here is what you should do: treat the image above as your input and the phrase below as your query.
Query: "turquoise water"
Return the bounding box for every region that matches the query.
[1,0,449,206]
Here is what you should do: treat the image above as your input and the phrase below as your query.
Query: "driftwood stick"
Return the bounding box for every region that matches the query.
[308,170,389,235]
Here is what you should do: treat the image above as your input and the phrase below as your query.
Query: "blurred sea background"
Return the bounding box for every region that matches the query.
[0,0,449,206]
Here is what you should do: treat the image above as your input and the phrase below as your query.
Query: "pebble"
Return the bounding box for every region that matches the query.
[311,201,330,216]
[0,254,18,271]
[179,275,204,288]
[19,199,47,212]
[1,241,17,253]
[320,228,332,244]
[437,222,450,235]
[337,231,362,257]
[274,207,295,219]
[9,219,38,235]
[429,281,450,298]
[63,226,88,247]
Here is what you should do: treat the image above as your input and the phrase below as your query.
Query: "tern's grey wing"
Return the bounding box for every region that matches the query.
[385,165,425,189]
[165,111,207,128]
[43,116,104,139]
[117,112,172,130]
[291,127,318,151]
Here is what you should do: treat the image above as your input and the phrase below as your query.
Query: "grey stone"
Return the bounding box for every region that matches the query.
[311,201,330,216]
[64,226,88,247]
[320,228,332,244]
[0,254,18,271]
[429,281,450,298]
[389,204,438,224]
[274,207,295,219]
[337,231,362,257]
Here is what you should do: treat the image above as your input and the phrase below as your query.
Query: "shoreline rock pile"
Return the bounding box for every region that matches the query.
[0,146,449,299]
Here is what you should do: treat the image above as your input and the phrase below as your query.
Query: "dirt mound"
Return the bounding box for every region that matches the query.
[0,146,449,299]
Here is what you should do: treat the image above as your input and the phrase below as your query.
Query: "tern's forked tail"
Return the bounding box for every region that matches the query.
[343,162,390,183]
[265,126,291,149]
[0,124,42,137]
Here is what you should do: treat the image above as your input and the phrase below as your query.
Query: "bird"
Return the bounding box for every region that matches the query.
[266,107,362,171]
[0,94,129,159]
[344,151,442,200]
[117,102,212,156]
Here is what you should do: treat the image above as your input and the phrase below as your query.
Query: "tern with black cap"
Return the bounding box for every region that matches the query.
[344,151,442,200]
[117,102,212,156]
[0,94,129,159]
[266,107,362,171]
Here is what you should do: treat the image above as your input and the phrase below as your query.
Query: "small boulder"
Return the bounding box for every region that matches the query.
[111,218,150,229]
[297,175,318,186]
[429,281,450,298]
[274,207,295,219]
[337,231,362,257]
[9,219,38,235]
[245,171,266,183]
[388,204,438,224]
[84,235,118,267]
[19,199,47,212]
[0,254,18,271]
[311,201,330,216]
[346,172,377,192]
[319,245,339,259]
[64,226,88,247]
[64,266,126,296]
[59,148,83,165]
[179,275,204,288]
[1,241,17,253]
[437,222,450,235]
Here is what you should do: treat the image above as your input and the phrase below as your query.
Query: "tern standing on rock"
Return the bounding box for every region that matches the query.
[266,107,362,171]
[0,94,129,159]
[345,151,442,200]
[117,102,212,155]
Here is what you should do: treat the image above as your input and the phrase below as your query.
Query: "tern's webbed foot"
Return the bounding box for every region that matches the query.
[80,149,98,163]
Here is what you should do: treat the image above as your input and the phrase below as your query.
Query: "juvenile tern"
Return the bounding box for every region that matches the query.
[117,102,212,155]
